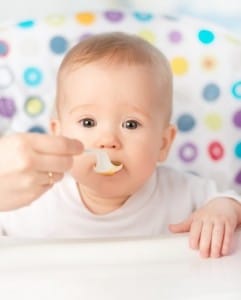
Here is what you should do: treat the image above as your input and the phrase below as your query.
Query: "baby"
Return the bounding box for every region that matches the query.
[0,32,241,258]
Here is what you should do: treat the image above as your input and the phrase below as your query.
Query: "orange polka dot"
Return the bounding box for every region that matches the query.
[75,12,96,25]
[171,57,189,75]
[201,56,217,71]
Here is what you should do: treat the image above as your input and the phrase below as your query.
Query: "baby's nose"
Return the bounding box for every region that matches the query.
[96,133,121,150]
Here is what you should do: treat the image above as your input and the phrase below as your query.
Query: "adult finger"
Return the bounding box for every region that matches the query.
[37,171,64,186]
[33,153,74,173]
[26,133,84,155]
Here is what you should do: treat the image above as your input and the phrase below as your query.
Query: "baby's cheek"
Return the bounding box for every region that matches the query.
[68,156,90,182]
[131,152,157,179]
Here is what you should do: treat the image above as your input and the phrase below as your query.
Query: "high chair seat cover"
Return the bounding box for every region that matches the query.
[0,10,241,191]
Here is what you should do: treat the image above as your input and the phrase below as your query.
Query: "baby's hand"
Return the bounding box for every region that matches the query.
[169,198,241,258]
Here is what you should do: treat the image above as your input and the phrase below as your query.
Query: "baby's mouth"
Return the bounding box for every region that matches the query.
[111,161,122,166]
[84,149,123,175]
[94,160,123,176]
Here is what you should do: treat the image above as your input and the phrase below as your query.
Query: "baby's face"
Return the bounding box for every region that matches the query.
[52,62,175,200]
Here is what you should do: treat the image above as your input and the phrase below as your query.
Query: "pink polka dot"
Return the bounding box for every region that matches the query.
[208,141,224,161]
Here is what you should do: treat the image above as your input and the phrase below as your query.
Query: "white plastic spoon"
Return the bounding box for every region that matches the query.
[84,149,123,175]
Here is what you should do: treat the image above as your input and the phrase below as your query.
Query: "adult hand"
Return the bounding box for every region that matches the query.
[0,133,83,211]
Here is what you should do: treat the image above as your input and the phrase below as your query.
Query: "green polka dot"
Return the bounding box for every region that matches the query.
[138,30,156,44]
[204,113,222,131]
[25,97,44,116]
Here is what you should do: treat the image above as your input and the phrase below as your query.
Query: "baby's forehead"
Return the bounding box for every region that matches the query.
[62,59,169,88]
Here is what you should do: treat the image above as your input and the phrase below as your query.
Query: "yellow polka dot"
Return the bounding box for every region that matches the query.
[0,26,8,32]
[25,97,44,116]
[138,30,156,44]
[171,57,189,75]
[201,56,217,71]
[75,12,96,25]
[204,113,223,131]
[45,15,66,26]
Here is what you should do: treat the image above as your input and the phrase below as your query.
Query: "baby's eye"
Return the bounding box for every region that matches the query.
[79,118,96,128]
[122,120,141,130]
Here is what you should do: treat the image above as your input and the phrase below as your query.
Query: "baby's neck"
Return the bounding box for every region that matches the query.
[76,184,129,215]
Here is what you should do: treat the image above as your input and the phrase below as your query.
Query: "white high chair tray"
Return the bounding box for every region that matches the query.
[0,231,241,300]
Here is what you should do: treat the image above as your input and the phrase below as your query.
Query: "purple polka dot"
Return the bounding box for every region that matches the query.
[233,110,241,128]
[168,31,182,43]
[235,170,241,185]
[79,33,93,41]
[0,97,16,118]
[104,11,124,22]
[179,142,198,163]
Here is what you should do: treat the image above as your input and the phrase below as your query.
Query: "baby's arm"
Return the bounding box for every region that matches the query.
[169,196,241,258]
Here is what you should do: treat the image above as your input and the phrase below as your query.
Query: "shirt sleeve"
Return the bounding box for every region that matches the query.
[189,174,241,210]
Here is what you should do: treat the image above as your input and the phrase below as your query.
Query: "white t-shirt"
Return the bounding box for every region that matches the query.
[0,166,240,238]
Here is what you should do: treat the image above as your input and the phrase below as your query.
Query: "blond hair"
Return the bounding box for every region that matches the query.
[56,32,173,121]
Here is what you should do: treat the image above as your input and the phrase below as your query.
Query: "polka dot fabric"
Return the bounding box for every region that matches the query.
[0,11,241,192]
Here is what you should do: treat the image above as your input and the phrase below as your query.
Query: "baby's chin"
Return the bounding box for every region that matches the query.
[71,173,133,201]
[77,182,131,205]
[69,166,151,201]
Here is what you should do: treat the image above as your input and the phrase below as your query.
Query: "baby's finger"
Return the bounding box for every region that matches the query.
[222,221,235,256]
[210,223,225,258]
[199,222,213,258]
[189,220,202,249]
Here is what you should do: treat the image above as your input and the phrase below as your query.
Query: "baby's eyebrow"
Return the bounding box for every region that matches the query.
[68,104,95,114]
[126,104,151,119]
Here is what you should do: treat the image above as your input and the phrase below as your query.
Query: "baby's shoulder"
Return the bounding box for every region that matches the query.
[155,165,207,189]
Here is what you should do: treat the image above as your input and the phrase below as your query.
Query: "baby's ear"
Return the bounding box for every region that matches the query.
[49,118,61,136]
[159,124,176,162]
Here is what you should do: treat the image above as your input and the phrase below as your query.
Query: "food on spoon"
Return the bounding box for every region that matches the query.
[84,149,123,175]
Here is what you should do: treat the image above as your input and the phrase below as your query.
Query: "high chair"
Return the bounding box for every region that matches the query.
[0,10,241,300]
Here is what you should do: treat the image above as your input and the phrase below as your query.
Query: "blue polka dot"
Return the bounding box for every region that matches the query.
[28,126,46,134]
[0,41,9,56]
[231,81,241,100]
[177,114,196,132]
[17,20,35,29]
[198,29,215,44]
[50,36,68,54]
[234,141,241,159]
[133,12,154,22]
[23,67,43,86]
[202,83,220,101]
